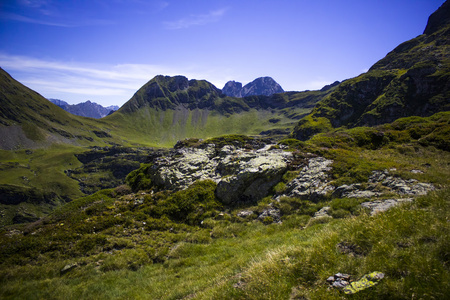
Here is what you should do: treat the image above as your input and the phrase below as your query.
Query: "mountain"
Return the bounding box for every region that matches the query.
[0,68,120,149]
[292,1,450,140]
[49,99,119,119]
[105,75,333,146]
[222,76,284,97]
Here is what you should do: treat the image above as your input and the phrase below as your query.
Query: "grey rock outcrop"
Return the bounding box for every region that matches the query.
[361,198,414,215]
[278,157,334,201]
[148,144,292,204]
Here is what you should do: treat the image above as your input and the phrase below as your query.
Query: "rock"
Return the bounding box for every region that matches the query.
[332,184,379,198]
[148,144,292,205]
[215,150,291,204]
[280,157,334,201]
[369,170,435,195]
[337,241,364,256]
[60,263,78,275]
[342,272,384,294]
[361,198,413,215]
[237,210,254,218]
[257,204,281,223]
[314,206,331,218]
[326,273,352,289]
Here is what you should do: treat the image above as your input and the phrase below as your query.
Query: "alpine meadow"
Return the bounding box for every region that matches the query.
[0,1,449,299]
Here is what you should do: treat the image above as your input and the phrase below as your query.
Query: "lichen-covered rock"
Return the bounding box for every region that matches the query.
[279,157,334,201]
[148,144,292,205]
[361,198,413,215]
[369,170,435,195]
[215,151,291,204]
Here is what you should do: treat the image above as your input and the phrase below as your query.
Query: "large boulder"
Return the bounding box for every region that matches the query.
[148,144,292,205]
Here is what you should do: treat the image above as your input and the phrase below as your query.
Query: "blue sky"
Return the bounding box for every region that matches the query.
[0,0,445,106]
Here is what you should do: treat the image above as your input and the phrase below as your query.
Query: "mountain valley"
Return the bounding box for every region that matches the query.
[0,2,449,299]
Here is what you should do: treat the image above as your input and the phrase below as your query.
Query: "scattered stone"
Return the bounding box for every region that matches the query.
[257,204,281,223]
[314,206,331,218]
[326,273,352,289]
[332,184,379,199]
[237,210,254,218]
[361,198,413,215]
[60,263,78,275]
[410,169,424,174]
[369,170,434,196]
[342,272,385,294]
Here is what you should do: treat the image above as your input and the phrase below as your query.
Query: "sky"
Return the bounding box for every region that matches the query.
[0,0,446,107]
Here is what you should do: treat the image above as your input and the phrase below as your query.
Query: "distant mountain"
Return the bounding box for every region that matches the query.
[49,99,119,119]
[292,0,450,140]
[116,75,326,116]
[222,77,284,97]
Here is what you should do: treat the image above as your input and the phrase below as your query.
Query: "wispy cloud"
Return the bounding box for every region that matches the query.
[0,54,230,106]
[164,7,228,29]
[0,12,73,27]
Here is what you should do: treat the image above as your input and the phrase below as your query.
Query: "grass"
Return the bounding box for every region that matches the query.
[0,188,448,299]
[105,107,305,147]
[0,112,448,299]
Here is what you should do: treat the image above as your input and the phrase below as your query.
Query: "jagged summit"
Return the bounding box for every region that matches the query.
[49,99,119,119]
[222,77,284,97]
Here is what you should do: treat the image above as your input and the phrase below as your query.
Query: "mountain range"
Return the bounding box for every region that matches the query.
[0,2,449,299]
[48,99,119,119]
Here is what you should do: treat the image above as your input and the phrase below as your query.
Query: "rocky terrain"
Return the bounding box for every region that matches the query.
[142,140,436,222]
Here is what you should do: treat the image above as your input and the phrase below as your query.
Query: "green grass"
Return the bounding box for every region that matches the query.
[0,188,448,299]
[105,107,305,147]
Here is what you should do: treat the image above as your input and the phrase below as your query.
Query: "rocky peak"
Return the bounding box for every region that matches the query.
[222,81,243,97]
[423,0,450,35]
[222,77,284,97]
[242,77,284,97]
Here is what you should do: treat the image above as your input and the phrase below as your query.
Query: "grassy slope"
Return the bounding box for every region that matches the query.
[105,107,309,147]
[0,113,449,299]
[0,145,86,226]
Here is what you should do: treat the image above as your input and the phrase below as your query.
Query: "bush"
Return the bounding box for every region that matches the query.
[125,163,153,192]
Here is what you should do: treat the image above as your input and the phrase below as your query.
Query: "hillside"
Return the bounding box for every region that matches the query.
[0,68,120,149]
[0,2,449,299]
[105,75,334,146]
[0,113,448,299]
[292,1,450,140]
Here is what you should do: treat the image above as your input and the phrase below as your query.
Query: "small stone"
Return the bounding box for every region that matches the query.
[60,263,78,275]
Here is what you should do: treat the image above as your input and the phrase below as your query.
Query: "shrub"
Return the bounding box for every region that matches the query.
[125,163,153,192]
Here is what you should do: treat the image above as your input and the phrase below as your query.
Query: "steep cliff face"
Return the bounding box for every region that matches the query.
[292,1,450,140]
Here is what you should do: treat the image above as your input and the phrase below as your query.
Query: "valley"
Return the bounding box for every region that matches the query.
[0,1,449,299]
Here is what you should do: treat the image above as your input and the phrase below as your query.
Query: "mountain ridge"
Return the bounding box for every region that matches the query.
[49,99,119,119]
[292,0,450,140]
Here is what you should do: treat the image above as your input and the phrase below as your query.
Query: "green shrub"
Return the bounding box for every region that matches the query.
[125,163,153,192]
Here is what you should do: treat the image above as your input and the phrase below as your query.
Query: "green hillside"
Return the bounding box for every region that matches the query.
[292,1,450,140]
[1,112,448,299]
